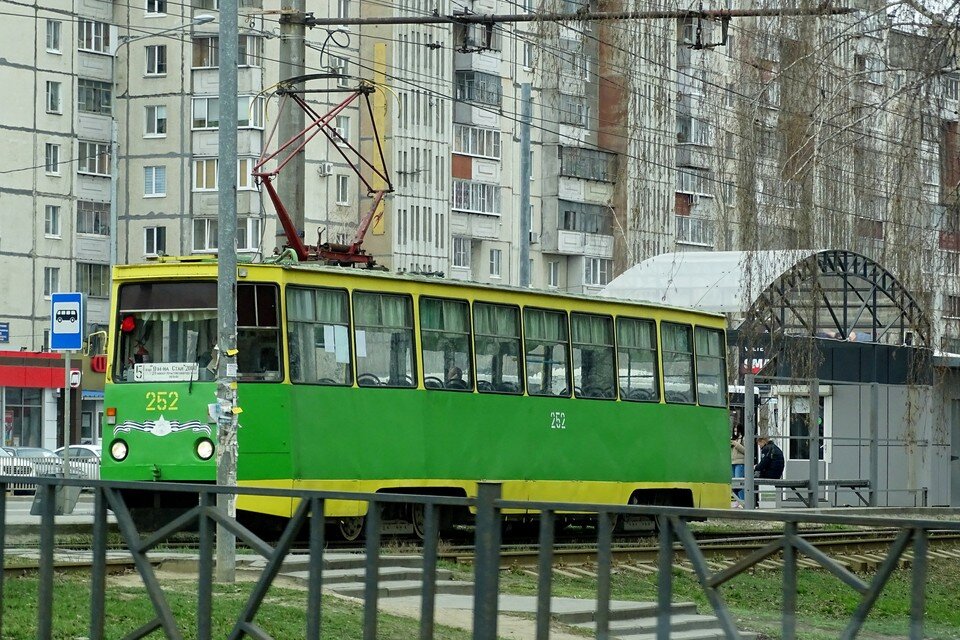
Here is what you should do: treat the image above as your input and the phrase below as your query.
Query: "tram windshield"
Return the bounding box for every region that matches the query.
[113,281,281,383]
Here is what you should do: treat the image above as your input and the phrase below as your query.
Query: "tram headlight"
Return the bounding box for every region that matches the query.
[110,439,129,462]
[196,438,215,461]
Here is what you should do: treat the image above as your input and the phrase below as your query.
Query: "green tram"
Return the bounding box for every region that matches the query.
[101,257,731,536]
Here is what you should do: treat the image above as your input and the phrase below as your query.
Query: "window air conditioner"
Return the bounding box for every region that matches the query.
[318,162,334,177]
[529,231,540,244]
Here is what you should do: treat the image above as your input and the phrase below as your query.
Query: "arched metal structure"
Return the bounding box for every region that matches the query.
[745,250,931,348]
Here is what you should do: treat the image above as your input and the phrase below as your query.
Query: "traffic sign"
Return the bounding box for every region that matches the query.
[50,292,84,351]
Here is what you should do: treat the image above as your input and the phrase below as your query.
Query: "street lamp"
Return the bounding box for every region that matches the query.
[108,13,216,266]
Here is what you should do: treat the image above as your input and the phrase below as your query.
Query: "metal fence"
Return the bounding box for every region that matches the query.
[1,475,957,640]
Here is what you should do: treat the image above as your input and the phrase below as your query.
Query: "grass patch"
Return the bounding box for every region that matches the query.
[0,573,474,640]
[443,556,960,640]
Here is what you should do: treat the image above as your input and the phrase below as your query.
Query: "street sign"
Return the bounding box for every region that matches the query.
[50,292,84,351]
[0,323,8,343]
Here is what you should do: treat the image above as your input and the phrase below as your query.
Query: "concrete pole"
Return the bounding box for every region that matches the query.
[809,380,820,508]
[869,382,879,506]
[278,0,306,247]
[744,374,756,510]
[215,0,239,583]
[108,120,119,266]
[518,83,532,288]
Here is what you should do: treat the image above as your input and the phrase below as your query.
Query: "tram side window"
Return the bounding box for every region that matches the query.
[695,327,726,407]
[287,287,352,386]
[571,313,615,399]
[353,292,416,387]
[661,322,694,404]
[420,297,473,391]
[524,308,570,397]
[616,317,660,402]
[473,302,522,394]
[237,284,282,382]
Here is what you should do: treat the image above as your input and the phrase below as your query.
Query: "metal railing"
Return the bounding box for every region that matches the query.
[1,475,957,640]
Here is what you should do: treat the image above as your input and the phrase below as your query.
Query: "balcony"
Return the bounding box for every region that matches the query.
[674,215,714,247]
[544,230,613,258]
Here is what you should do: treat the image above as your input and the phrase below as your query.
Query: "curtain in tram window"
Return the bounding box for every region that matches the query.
[421,298,469,333]
[696,328,722,356]
[315,289,348,324]
[524,310,567,342]
[618,318,655,349]
[141,310,217,322]
[474,303,519,337]
[287,288,316,322]
[662,323,691,352]
[355,293,410,328]
[571,314,612,345]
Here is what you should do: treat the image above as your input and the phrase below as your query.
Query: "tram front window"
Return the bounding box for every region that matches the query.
[113,281,281,383]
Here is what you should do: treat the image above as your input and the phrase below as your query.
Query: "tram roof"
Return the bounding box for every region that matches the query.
[114,258,726,318]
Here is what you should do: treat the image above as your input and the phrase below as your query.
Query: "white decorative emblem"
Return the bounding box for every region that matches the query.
[114,414,211,437]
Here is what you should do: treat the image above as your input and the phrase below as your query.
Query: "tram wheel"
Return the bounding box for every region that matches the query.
[410,504,426,541]
[338,516,365,542]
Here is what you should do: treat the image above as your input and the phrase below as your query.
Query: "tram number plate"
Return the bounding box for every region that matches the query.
[550,411,566,430]
[145,391,180,412]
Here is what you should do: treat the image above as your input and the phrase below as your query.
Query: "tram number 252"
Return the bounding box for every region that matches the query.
[550,411,566,430]
[145,391,179,412]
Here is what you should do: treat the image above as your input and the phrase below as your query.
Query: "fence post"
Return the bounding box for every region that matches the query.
[869,382,879,506]
[473,482,502,640]
[656,515,673,640]
[744,374,756,509]
[809,379,820,508]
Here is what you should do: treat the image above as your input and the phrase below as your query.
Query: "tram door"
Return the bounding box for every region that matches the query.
[951,400,960,508]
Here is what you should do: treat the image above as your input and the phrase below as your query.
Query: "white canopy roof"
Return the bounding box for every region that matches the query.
[601,250,816,314]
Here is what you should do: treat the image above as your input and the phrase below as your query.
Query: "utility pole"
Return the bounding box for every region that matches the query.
[518,83,532,288]
[215,0,239,583]
[278,1,306,247]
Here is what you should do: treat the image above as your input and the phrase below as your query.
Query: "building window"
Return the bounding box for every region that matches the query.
[144,226,166,255]
[336,175,350,205]
[559,146,616,182]
[46,81,62,114]
[522,40,534,67]
[337,0,349,19]
[559,201,612,235]
[238,158,256,190]
[146,44,167,75]
[145,105,167,136]
[78,141,111,176]
[238,35,263,66]
[193,36,263,67]
[333,56,349,86]
[44,205,61,237]
[144,166,166,197]
[237,217,261,251]
[559,94,587,127]
[77,79,112,115]
[548,260,559,288]
[334,115,350,144]
[44,267,59,298]
[77,263,110,298]
[489,248,502,278]
[193,36,218,67]
[452,179,501,215]
[452,237,470,267]
[453,124,501,159]
[583,258,613,286]
[45,143,60,174]
[78,20,111,54]
[193,218,218,251]
[192,96,264,129]
[193,158,218,191]
[146,0,166,14]
[454,71,502,106]
[46,20,61,53]
[946,294,960,319]
[77,200,110,235]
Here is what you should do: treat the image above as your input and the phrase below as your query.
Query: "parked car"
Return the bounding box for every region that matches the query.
[0,448,37,478]
[55,445,101,480]
[7,447,62,476]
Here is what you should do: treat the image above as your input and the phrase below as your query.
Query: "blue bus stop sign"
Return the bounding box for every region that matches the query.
[50,292,84,351]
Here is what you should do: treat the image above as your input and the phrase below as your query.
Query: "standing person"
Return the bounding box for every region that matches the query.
[730,424,745,507]
[755,435,785,480]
